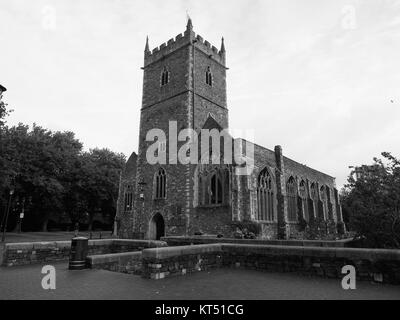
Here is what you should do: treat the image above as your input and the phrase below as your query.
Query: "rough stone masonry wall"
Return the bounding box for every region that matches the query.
[135,93,193,239]
[2,239,167,267]
[142,244,400,284]
[161,236,354,248]
[233,140,342,240]
[116,153,138,239]
[142,244,223,279]
[87,252,143,275]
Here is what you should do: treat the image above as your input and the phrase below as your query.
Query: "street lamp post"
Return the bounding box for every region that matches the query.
[0,84,8,242]
[18,198,26,233]
[1,189,14,243]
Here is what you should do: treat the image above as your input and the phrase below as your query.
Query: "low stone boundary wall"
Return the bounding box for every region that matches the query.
[2,239,167,267]
[161,236,354,248]
[142,244,400,284]
[142,244,223,279]
[87,252,143,275]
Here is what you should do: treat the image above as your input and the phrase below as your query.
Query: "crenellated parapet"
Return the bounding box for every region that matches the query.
[144,18,226,67]
[193,34,226,66]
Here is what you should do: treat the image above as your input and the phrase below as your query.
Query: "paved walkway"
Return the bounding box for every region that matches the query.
[0,263,399,300]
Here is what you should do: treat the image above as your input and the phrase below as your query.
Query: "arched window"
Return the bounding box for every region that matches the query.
[206,67,213,86]
[161,67,169,86]
[210,173,222,204]
[124,185,133,211]
[154,168,166,199]
[299,180,309,221]
[320,186,328,220]
[286,176,297,222]
[326,186,332,219]
[310,182,319,218]
[257,168,275,221]
[198,168,228,206]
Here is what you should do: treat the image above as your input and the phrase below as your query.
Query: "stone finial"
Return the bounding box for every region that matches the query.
[275,145,284,171]
[186,16,193,31]
[184,16,195,40]
[220,37,226,53]
[145,36,150,54]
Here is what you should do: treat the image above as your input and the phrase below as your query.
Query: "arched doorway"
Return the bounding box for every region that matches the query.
[149,213,165,240]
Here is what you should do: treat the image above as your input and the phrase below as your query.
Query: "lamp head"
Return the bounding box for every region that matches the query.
[0,85,7,94]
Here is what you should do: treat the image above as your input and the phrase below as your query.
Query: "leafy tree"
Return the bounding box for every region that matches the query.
[342,152,400,248]
[0,92,12,191]
[79,149,125,231]
[0,91,12,128]
[1,124,83,231]
[1,96,125,232]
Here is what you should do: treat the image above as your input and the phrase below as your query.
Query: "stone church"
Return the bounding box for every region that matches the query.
[116,19,344,240]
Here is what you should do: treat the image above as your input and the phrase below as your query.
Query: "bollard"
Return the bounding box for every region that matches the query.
[69,237,89,270]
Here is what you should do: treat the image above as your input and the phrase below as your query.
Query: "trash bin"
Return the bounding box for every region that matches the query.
[69,237,89,270]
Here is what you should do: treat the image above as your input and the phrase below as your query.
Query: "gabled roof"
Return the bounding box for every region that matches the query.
[202,114,223,131]
[123,152,137,178]
[198,115,235,165]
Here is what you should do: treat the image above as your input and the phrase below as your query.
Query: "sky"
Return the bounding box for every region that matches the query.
[1,0,400,188]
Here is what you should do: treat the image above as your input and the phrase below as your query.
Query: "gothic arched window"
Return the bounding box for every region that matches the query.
[124,185,133,211]
[310,182,319,219]
[325,186,333,219]
[299,180,309,221]
[320,186,328,220]
[210,173,222,204]
[161,67,169,86]
[198,168,228,206]
[286,176,297,222]
[257,168,275,221]
[206,67,213,86]
[154,168,167,199]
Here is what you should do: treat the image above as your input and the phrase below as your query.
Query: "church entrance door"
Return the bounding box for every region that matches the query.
[149,213,165,240]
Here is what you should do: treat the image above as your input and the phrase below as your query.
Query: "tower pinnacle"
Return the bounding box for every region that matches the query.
[145,36,150,53]
[220,37,226,53]
[186,16,193,31]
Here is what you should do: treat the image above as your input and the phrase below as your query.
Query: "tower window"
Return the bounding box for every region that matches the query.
[154,168,167,199]
[161,67,169,86]
[206,67,213,86]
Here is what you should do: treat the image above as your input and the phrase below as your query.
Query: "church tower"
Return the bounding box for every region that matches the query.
[133,19,229,239]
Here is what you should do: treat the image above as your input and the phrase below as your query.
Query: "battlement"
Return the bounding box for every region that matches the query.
[144,20,226,67]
